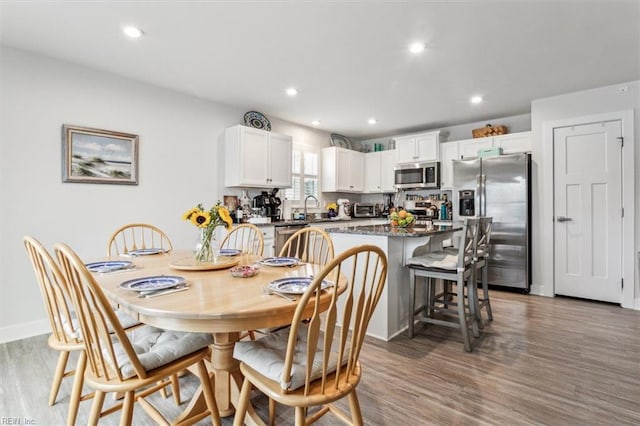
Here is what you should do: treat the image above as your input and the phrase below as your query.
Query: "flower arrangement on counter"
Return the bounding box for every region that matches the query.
[326,202,338,218]
[183,201,233,262]
[389,208,415,228]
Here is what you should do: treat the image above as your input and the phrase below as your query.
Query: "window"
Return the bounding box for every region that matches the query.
[284,144,319,206]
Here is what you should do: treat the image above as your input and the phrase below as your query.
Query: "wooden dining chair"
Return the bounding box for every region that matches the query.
[278,226,335,266]
[54,242,221,426]
[233,244,388,426]
[23,236,89,425]
[220,223,264,255]
[106,223,173,256]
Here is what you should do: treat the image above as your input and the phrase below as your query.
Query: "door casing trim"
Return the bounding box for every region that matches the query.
[542,110,635,308]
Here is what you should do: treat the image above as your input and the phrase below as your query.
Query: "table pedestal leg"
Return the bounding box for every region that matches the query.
[175,332,264,425]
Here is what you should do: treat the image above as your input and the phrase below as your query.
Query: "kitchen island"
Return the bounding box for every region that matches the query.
[327,224,461,341]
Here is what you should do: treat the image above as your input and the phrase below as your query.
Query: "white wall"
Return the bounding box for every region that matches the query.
[0,47,328,342]
[531,81,639,308]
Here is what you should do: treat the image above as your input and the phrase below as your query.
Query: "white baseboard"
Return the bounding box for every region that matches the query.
[529,283,546,296]
[0,319,50,344]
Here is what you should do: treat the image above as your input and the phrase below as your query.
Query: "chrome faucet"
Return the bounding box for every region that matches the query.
[304,194,319,220]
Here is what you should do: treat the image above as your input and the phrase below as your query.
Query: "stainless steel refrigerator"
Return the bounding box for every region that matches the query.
[452,153,531,291]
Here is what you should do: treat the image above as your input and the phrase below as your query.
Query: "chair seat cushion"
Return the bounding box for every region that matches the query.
[233,323,345,391]
[62,309,141,340]
[110,325,213,379]
[407,250,458,270]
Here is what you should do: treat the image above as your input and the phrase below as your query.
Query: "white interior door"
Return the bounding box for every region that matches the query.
[553,121,622,303]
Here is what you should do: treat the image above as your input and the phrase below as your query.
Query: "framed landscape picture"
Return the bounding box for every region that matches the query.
[62,124,139,185]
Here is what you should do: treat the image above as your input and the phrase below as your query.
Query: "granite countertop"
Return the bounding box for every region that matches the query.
[248,217,384,227]
[326,224,461,237]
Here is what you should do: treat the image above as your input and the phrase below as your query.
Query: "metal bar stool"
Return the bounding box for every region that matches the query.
[406,218,480,352]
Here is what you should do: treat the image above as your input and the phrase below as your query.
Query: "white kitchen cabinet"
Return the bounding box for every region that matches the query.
[224,125,292,188]
[364,150,396,193]
[439,141,460,190]
[458,137,494,159]
[322,147,364,192]
[457,131,532,159]
[261,226,275,257]
[394,131,444,164]
[493,131,531,154]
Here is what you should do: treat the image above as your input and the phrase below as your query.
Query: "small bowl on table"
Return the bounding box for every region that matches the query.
[230,264,260,278]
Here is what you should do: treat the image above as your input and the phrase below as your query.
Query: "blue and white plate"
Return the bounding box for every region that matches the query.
[85,260,133,273]
[243,111,271,131]
[259,257,299,267]
[268,277,333,295]
[220,248,242,256]
[119,275,185,292]
[128,248,166,256]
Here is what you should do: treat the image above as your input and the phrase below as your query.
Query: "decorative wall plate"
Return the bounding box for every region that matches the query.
[244,111,271,131]
[330,133,352,149]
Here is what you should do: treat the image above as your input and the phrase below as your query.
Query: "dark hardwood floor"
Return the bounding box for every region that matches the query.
[2,290,639,425]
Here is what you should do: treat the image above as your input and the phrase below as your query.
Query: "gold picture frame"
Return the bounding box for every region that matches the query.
[62,124,139,185]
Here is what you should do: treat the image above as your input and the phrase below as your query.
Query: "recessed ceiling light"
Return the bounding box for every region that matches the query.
[471,96,483,104]
[408,42,425,54]
[123,26,143,38]
[286,87,298,96]
[312,120,320,126]
[368,118,377,125]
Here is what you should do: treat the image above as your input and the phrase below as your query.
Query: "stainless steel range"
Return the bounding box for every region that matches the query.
[403,200,440,226]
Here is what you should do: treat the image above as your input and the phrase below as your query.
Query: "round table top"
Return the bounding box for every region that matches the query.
[93,251,342,334]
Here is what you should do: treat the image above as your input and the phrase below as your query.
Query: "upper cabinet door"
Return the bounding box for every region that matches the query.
[224,125,292,188]
[322,147,364,193]
[415,133,439,162]
[268,132,293,187]
[493,132,531,154]
[364,152,381,192]
[394,131,442,164]
[379,150,396,192]
[439,141,460,190]
[458,137,494,159]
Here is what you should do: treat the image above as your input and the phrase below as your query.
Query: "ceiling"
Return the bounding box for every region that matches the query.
[1,1,639,139]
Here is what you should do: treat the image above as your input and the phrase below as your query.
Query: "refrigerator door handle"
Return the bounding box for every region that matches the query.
[476,174,482,217]
[481,174,487,216]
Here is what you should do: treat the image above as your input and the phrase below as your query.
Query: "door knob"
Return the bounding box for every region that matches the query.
[556,216,572,222]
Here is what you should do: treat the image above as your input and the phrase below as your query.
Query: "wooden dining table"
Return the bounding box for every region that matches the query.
[92,250,343,424]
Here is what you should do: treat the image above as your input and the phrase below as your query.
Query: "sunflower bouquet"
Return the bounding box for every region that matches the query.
[183,201,233,262]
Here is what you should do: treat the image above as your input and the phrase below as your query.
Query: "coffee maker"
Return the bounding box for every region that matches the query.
[252,188,282,221]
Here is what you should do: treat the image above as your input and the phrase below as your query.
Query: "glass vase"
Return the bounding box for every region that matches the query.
[195,228,219,262]
[328,208,337,218]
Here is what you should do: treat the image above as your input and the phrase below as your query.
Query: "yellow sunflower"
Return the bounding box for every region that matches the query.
[182,207,199,221]
[218,206,233,230]
[190,210,211,228]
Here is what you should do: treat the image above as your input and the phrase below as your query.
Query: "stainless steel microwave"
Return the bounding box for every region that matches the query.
[394,161,440,189]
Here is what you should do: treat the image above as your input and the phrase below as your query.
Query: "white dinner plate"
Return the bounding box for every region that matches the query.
[259,257,300,267]
[128,248,166,256]
[267,277,333,295]
[220,248,242,256]
[85,260,133,273]
[119,275,185,292]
